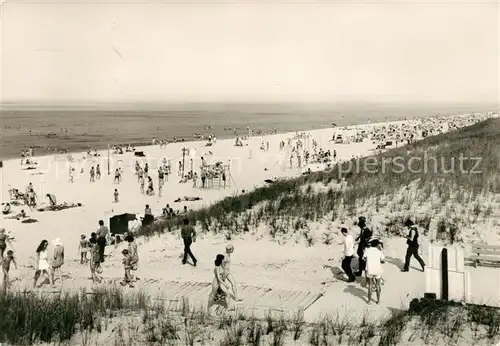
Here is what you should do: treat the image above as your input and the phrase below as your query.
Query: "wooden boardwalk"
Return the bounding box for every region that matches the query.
[110,278,324,315]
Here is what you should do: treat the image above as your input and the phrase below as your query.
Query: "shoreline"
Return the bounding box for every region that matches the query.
[0,115,446,165]
[0,108,482,161]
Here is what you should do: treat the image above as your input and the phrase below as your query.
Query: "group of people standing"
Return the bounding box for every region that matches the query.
[78,220,140,287]
[340,216,426,304]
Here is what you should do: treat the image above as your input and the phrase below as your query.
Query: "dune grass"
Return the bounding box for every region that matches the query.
[137,118,500,243]
[1,287,499,345]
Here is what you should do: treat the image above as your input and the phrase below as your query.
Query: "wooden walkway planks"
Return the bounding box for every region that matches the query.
[147,281,323,313]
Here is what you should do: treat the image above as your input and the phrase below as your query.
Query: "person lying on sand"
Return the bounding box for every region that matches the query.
[5,209,27,220]
[208,254,238,312]
[174,196,202,203]
[2,203,11,215]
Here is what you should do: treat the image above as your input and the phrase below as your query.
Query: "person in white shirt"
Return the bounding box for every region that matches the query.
[362,239,385,304]
[340,228,356,282]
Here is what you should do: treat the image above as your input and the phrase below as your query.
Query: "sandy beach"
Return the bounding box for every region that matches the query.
[1,112,496,327]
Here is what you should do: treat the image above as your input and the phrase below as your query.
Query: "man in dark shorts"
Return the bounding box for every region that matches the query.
[96,220,109,263]
[181,219,197,266]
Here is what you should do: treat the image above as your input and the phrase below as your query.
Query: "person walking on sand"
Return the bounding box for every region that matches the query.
[96,164,101,179]
[113,189,119,203]
[402,221,426,272]
[224,244,243,301]
[51,238,65,285]
[208,254,238,312]
[0,228,13,259]
[2,250,17,291]
[181,218,197,266]
[33,240,54,288]
[96,220,109,263]
[341,227,356,282]
[355,217,372,276]
[363,239,385,304]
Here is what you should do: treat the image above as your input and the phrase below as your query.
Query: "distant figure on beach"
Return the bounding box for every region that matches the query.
[78,234,89,264]
[69,166,74,183]
[27,189,37,209]
[208,254,238,313]
[51,238,65,285]
[181,218,197,266]
[139,175,145,194]
[114,189,119,203]
[341,228,356,282]
[363,239,385,304]
[46,194,57,209]
[96,220,109,263]
[96,164,101,179]
[2,203,11,215]
[90,167,95,182]
[147,176,154,195]
[2,250,17,291]
[33,240,53,288]
[402,221,426,272]
[114,168,122,184]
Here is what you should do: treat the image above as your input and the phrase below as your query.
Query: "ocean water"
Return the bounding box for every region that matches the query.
[0,103,492,160]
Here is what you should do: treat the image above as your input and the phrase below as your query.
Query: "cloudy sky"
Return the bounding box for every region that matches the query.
[1,1,498,104]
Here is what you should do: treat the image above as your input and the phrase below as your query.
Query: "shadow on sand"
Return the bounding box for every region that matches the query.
[343,284,367,302]
[385,256,421,272]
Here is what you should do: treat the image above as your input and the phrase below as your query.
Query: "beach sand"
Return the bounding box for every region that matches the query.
[0,115,495,324]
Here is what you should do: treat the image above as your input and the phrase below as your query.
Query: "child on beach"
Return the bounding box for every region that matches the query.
[2,250,17,290]
[89,238,102,283]
[78,235,89,264]
[114,189,119,203]
[96,164,101,179]
[90,167,95,182]
[120,249,134,288]
[362,239,385,305]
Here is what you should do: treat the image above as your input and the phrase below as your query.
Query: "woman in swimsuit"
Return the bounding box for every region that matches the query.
[207,254,237,312]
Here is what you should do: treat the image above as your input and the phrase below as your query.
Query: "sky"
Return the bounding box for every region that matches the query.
[1,0,499,104]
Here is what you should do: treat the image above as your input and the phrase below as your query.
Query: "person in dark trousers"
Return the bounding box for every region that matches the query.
[96,220,109,263]
[341,227,356,282]
[402,221,426,272]
[355,216,372,276]
[181,218,197,266]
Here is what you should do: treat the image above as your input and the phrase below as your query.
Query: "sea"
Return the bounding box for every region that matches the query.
[0,103,495,160]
